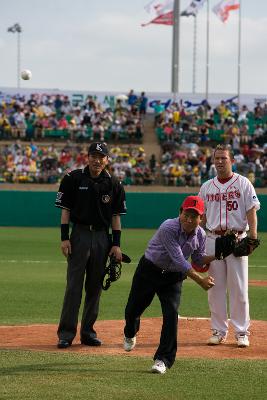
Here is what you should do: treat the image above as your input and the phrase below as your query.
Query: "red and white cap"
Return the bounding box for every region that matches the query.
[181,195,205,215]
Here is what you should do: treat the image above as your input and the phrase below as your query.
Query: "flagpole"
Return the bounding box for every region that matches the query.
[205,0,210,101]
[237,0,242,109]
[7,23,22,90]
[171,0,180,98]
[17,29,21,90]
[192,15,197,94]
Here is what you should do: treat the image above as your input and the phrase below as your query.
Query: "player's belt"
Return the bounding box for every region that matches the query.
[211,229,244,236]
[75,223,106,231]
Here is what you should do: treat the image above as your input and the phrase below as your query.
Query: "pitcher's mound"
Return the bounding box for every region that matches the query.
[0,318,266,360]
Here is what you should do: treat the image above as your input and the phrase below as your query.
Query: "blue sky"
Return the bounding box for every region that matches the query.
[0,0,266,94]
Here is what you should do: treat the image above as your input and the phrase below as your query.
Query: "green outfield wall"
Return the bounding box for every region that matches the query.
[0,191,266,231]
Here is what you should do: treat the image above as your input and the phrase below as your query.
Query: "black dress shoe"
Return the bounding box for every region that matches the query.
[57,339,71,349]
[81,337,102,346]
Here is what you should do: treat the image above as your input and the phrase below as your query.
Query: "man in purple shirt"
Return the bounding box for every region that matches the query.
[123,196,216,374]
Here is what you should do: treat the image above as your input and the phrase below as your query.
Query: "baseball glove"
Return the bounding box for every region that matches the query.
[233,237,260,257]
[191,262,210,273]
[215,232,237,260]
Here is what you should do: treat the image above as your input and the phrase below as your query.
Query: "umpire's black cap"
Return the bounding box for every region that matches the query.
[88,142,109,156]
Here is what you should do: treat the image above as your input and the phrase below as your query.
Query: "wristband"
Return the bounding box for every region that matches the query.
[61,224,70,241]
[112,230,121,247]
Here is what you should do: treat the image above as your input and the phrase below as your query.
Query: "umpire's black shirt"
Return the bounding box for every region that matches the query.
[55,166,126,229]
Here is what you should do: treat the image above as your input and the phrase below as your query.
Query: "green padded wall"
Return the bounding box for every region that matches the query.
[0,191,266,231]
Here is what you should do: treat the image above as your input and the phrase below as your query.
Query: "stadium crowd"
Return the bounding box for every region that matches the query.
[153,99,267,188]
[0,140,156,185]
[0,91,146,143]
[0,91,266,187]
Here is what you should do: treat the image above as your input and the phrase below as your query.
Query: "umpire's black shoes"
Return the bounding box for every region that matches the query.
[81,337,102,346]
[57,339,71,349]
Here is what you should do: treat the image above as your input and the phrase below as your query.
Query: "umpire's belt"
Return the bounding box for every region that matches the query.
[209,229,244,236]
[75,223,106,231]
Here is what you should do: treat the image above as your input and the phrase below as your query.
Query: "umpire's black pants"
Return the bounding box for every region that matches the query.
[57,224,109,343]
[124,256,185,369]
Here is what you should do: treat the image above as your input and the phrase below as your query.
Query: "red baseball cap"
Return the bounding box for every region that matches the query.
[181,195,205,215]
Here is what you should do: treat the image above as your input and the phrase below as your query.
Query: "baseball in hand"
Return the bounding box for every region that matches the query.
[21,69,32,80]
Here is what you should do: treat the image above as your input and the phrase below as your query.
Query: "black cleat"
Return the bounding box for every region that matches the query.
[81,337,102,346]
[57,339,71,349]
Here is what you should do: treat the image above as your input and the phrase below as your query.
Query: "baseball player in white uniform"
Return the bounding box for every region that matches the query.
[198,144,260,347]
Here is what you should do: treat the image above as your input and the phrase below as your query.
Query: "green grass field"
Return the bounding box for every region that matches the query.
[0,228,266,399]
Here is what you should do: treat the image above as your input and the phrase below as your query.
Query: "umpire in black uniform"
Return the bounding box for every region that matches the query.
[55,142,127,348]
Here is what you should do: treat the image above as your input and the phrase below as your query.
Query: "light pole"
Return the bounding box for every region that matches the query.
[171,0,180,99]
[7,23,22,90]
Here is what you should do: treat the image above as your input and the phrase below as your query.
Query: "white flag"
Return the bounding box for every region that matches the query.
[142,0,174,26]
[213,0,240,23]
[181,0,207,17]
[144,0,174,16]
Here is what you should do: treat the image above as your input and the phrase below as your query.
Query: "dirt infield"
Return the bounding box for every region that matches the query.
[249,280,267,287]
[1,318,266,360]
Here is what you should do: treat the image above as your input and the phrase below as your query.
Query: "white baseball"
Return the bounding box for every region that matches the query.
[21,69,32,80]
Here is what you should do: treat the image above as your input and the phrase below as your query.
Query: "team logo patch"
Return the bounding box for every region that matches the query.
[102,195,110,203]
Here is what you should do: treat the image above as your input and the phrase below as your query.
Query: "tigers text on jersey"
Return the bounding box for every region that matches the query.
[198,173,260,232]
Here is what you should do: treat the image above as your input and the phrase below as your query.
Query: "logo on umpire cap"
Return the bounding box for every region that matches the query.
[88,142,109,156]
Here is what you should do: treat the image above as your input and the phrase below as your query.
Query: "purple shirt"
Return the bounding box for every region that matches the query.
[145,218,206,273]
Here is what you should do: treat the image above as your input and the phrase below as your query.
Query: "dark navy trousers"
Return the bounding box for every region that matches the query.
[124,256,184,368]
[57,224,109,343]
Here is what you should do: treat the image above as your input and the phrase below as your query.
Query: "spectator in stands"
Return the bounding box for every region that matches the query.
[0,114,12,139]
[13,108,26,138]
[239,120,249,143]
[149,154,157,173]
[92,121,105,142]
[238,105,249,122]
[109,120,121,141]
[135,120,143,141]
[37,100,53,117]
[138,92,148,115]
[58,112,69,130]
[61,96,72,114]
[126,121,137,141]
[27,94,38,108]
[191,166,201,186]
[143,167,155,185]
[153,100,165,126]
[254,102,263,120]
[115,99,126,116]
[127,90,138,108]
[54,95,63,116]
[163,121,174,141]
[25,113,36,140]
[81,110,91,127]
[48,113,59,130]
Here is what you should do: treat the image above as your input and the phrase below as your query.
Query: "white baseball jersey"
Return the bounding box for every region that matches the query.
[198,173,260,232]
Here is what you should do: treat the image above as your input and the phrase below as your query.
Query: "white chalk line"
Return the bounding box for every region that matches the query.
[0,260,266,269]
